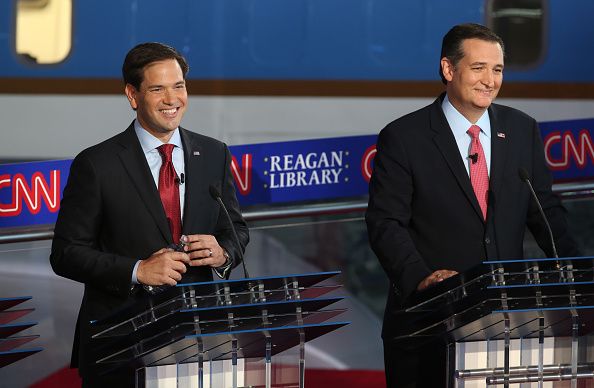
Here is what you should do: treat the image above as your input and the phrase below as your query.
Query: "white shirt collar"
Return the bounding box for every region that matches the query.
[133,120,183,154]
[442,95,491,139]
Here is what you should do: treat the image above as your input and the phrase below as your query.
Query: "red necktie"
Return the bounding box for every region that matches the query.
[467,125,489,220]
[157,144,182,244]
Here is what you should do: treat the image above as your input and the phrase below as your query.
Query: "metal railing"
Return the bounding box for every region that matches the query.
[0,199,368,245]
[1,180,593,245]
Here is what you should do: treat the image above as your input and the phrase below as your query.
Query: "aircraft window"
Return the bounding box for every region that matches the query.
[15,0,72,64]
[487,0,546,68]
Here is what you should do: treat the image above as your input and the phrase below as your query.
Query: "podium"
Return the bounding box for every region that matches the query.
[394,256,594,387]
[91,271,348,388]
[0,296,42,368]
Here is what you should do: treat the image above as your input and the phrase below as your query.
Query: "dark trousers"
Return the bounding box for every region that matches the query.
[81,367,139,388]
[383,338,448,388]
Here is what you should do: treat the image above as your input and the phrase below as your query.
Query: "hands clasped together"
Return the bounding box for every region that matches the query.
[136,234,227,286]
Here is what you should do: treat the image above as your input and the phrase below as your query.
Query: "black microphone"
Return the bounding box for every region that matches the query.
[175,173,185,185]
[468,153,478,164]
[209,184,250,279]
[518,168,559,262]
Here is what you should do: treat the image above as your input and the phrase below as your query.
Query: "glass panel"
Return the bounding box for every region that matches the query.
[487,0,546,68]
[0,239,78,387]
[524,197,594,258]
[2,191,593,385]
[246,209,387,318]
[15,0,72,64]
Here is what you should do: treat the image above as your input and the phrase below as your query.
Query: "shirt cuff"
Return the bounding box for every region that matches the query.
[131,260,141,284]
[213,250,232,279]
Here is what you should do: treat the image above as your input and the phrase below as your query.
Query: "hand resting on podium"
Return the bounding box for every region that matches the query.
[417,269,458,292]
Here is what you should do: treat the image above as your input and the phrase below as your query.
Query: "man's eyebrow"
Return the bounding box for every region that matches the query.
[145,81,185,89]
[468,61,504,68]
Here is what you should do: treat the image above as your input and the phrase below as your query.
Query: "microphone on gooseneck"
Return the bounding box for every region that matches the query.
[518,168,559,264]
[209,184,250,279]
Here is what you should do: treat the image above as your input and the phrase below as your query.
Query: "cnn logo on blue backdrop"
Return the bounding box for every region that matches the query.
[0,160,70,228]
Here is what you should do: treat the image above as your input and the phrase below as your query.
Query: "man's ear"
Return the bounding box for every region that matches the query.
[440,57,454,83]
[124,83,138,110]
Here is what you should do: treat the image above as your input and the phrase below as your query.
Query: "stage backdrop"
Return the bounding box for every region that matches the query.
[1,117,594,228]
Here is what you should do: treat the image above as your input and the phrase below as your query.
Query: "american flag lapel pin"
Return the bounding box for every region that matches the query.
[193,151,201,156]
[497,132,506,139]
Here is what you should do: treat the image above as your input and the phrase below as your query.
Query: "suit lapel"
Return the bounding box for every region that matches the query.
[430,96,485,221]
[116,124,172,243]
[179,127,205,234]
[487,105,508,204]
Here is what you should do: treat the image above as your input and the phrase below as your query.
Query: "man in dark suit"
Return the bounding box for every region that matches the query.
[50,43,249,387]
[365,24,579,387]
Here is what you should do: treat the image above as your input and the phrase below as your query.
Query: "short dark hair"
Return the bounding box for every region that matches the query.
[122,42,189,90]
[439,23,505,84]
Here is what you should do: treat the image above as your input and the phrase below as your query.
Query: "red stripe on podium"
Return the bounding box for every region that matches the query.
[29,366,81,388]
[29,366,385,388]
[306,369,386,388]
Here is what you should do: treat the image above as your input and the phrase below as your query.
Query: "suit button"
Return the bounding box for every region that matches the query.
[485,237,491,244]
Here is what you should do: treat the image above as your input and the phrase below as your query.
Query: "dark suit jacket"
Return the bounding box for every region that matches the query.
[365,94,578,339]
[50,123,249,378]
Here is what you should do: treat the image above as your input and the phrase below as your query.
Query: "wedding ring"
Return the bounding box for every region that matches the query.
[208,249,213,257]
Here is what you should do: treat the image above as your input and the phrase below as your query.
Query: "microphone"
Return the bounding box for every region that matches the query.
[468,153,478,164]
[518,168,559,262]
[209,184,250,279]
[175,173,185,185]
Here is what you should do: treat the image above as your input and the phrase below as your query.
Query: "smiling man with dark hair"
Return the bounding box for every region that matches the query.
[51,42,248,387]
[366,23,579,387]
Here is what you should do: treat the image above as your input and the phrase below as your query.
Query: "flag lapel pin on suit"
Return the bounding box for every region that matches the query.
[193,151,200,156]
[497,132,506,138]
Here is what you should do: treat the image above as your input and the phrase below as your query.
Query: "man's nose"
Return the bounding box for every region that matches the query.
[163,88,175,104]
[482,70,495,87]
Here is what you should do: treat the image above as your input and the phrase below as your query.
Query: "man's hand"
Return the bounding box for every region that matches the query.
[182,234,227,268]
[416,269,458,292]
[137,248,190,286]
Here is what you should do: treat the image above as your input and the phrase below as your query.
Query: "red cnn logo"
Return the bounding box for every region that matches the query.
[0,170,61,217]
[361,145,377,183]
[544,130,594,171]
[231,154,252,195]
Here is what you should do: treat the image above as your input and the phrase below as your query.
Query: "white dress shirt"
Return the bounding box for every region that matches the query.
[442,95,492,176]
[134,120,186,217]
[131,120,186,284]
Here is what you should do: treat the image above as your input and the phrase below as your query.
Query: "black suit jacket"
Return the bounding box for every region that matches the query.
[366,95,578,339]
[50,123,249,377]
